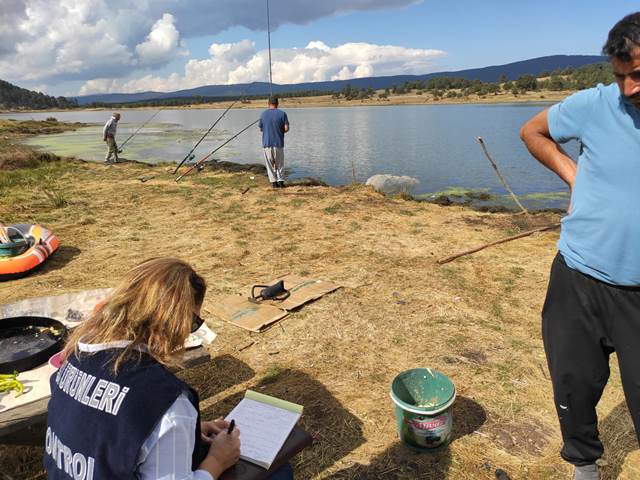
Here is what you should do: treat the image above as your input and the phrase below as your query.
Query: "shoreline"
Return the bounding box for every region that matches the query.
[0,89,573,114]
[2,118,569,212]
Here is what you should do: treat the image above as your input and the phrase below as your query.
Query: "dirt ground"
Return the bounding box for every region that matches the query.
[0,123,638,479]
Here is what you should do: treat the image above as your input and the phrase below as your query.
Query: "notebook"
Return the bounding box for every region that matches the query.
[225,390,303,469]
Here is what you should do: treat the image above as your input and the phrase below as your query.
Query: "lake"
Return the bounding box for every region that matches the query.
[1,104,576,209]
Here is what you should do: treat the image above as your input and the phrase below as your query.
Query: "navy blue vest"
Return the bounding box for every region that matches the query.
[43,349,207,479]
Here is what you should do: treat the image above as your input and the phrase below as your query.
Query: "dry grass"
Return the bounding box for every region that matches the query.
[0,119,85,136]
[182,89,570,110]
[0,119,86,171]
[0,124,637,479]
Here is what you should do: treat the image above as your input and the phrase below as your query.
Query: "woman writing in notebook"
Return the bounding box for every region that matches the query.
[43,258,242,480]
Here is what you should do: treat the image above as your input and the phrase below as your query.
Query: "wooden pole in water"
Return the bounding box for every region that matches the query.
[476,136,529,215]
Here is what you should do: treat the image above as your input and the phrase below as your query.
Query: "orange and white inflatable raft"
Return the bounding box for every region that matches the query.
[0,224,59,281]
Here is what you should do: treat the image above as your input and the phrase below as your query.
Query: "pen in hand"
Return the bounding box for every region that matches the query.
[207,419,236,438]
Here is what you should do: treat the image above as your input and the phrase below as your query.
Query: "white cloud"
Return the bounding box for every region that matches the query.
[78,40,446,95]
[208,39,256,62]
[1,0,136,82]
[1,0,422,87]
[0,0,28,55]
[135,13,188,67]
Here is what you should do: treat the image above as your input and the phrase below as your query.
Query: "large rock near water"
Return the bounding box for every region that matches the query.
[365,174,419,195]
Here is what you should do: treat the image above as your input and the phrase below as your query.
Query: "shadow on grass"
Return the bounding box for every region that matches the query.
[328,396,486,479]
[178,354,256,399]
[34,245,81,277]
[600,400,638,480]
[201,368,365,478]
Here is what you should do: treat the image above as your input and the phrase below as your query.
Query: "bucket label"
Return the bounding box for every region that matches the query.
[409,416,448,430]
[404,411,452,448]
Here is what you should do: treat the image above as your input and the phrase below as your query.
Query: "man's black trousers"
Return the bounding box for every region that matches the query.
[542,253,640,465]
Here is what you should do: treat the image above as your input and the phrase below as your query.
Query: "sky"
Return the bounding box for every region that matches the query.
[1,0,638,97]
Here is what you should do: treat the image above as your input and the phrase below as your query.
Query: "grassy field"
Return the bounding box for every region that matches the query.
[0,87,572,114]
[220,89,571,110]
[0,121,637,479]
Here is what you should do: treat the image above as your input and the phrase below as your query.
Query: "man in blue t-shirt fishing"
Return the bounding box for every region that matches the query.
[520,12,640,480]
[259,96,289,188]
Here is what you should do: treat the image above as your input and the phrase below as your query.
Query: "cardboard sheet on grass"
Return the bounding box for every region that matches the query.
[212,275,341,332]
[0,289,216,414]
[0,288,109,414]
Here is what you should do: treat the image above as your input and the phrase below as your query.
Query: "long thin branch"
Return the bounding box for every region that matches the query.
[476,136,529,215]
[437,223,560,265]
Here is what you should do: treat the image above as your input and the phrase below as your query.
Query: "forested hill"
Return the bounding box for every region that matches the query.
[76,54,605,105]
[0,80,78,110]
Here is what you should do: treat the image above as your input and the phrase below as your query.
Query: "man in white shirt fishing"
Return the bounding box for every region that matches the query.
[103,112,121,164]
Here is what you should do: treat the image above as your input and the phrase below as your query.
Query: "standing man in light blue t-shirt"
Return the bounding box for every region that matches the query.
[520,12,640,480]
[259,96,289,188]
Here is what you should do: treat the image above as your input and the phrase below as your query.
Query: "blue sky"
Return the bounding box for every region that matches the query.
[195,0,638,69]
[1,0,637,96]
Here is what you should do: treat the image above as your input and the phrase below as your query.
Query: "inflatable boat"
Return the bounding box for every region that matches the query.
[0,224,59,280]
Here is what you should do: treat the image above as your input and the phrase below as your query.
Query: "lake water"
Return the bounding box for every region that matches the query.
[1,104,576,209]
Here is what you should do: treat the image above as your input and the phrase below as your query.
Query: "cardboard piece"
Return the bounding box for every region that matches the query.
[214,275,341,332]
[0,289,218,414]
[258,275,341,311]
[211,295,288,332]
[0,362,55,414]
[0,289,216,348]
[0,289,110,414]
[0,288,112,327]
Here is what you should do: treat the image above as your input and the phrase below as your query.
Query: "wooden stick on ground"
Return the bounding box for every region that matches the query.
[476,136,529,215]
[437,223,560,265]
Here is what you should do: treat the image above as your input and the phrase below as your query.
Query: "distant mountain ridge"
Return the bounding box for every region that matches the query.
[75,54,605,105]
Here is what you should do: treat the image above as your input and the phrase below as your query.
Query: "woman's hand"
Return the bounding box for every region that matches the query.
[201,418,230,443]
[198,427,241,479]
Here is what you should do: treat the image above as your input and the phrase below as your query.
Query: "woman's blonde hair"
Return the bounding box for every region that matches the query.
[64,257,206,372]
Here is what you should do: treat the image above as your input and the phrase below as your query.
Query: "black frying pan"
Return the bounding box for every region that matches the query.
[0,316,67,373]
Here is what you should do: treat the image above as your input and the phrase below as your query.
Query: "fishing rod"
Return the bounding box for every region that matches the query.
[175,119,260,182]
[267,0,273,96]
[173,88,253,175]
[117,109,163,153]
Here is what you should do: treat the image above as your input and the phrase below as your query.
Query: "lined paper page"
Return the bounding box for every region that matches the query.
[225,398,301,468]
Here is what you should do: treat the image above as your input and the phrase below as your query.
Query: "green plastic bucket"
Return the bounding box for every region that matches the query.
[390,368,456,450]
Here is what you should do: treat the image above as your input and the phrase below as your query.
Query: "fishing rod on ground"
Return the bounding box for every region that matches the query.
[173,85,255,175]
[175,119,260,182]
[137,88,256,184]
[117,109,163,154]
